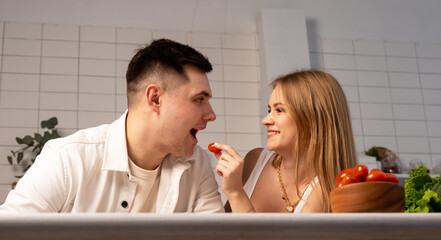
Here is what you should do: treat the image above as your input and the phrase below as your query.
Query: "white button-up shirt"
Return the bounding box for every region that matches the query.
[0,112,224,213]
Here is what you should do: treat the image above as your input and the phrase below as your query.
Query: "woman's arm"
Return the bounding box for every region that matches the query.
[213,144,262,213]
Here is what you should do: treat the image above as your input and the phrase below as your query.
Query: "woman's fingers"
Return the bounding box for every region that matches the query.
[213,143,242,160]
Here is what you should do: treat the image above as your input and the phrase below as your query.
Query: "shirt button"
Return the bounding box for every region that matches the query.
[121,201,128,208]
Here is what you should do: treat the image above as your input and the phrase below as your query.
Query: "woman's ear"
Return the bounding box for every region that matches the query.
[145,84,162,112]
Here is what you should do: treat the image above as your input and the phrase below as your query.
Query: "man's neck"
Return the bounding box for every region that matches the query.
[125,110,166,170]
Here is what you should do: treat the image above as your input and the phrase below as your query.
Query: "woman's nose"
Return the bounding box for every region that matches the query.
[261,113,272,126]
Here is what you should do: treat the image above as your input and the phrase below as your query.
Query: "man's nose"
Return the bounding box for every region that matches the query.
[203,104,216,122]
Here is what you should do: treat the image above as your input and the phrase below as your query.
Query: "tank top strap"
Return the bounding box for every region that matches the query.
[243,148,275,198]
[293,176,319,214]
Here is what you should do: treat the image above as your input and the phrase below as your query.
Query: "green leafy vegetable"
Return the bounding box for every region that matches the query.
[405,165,441,213]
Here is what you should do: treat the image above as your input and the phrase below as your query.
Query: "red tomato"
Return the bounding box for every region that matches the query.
[208,143,221,153]
[370,168,383,174]
[353,165,369,181]
[384,173,399,183]
[336,168,354,185]
[340,174,360,186]
[365,171,386,182]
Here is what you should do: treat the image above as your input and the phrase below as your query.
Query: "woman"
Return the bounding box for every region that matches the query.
[213,69,357,213]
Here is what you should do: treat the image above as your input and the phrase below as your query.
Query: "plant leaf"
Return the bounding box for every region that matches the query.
[17,152,23,164]
[41,120,47,129]
[23,135,34,146]
[47,117,58,129]
[34,133,42,142]
[7,156,13,165]
[16,137,24,144]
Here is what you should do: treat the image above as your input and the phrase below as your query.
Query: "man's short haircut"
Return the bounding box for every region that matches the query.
[126,38,212,106]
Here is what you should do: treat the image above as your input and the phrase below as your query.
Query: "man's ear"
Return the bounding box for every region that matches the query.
[145,84,162,112]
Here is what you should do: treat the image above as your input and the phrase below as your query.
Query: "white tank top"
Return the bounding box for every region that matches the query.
[243,148,318,213]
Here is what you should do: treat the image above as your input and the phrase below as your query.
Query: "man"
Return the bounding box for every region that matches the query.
[0,39,224,213]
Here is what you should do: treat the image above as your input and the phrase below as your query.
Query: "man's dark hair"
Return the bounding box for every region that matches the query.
[126,38,212,106]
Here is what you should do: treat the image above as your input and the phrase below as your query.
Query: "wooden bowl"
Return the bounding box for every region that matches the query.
[330,181,405,213]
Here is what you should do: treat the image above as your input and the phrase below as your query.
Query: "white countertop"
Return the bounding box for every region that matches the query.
[1,213,440,240]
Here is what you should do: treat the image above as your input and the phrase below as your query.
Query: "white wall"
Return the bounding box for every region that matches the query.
[0,0,441,203]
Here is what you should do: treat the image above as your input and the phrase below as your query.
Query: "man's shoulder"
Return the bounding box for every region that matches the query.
[47,123,111,150]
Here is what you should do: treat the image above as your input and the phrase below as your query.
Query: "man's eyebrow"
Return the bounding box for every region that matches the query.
[193,91,212,99]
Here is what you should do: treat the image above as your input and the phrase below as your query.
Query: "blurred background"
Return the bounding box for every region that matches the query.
[0,0,441,203]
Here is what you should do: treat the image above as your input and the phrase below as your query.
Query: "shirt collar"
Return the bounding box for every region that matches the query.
[102,110,196,172]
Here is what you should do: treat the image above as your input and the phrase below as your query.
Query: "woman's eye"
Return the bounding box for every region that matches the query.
[276,108,283,113]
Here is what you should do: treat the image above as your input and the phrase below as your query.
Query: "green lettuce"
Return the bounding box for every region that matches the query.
[405,165,441,213]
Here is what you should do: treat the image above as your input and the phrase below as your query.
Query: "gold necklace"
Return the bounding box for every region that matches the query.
[277,160,310,213]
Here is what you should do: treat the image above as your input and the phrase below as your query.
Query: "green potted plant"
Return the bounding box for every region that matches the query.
[365,146,382,170]
[7,117,60,188]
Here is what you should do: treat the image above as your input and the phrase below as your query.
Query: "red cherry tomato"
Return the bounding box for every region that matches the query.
[208,143,221,153]
[370,168,383,174]
[336,168,354,185]
[365,171,386,182]
[385,173,399,183]
[353,165,369,181]
[340,174,360,186]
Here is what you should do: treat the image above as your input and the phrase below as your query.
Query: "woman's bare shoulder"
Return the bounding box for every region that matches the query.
[242,147,264,184]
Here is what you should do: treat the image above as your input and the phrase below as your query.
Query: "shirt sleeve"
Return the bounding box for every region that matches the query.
[0,142,68,213]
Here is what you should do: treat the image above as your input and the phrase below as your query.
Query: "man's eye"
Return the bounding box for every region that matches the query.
[195,97,204,103]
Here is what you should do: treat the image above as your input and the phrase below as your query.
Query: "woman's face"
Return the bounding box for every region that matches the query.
[262,86,297,156]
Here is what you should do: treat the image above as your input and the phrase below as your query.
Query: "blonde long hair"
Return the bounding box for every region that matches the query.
[271,69,357,212]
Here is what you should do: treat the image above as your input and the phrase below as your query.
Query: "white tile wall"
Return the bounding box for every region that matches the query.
[116,28,152,44]
[189,32,222,48]
[80,26,115,43]
[41,57,78,75]
[389,72,420,88]
[355,55,387,71]
[79,76,115,94]
[425,105,441,121]
[357,71,389,87]
[223,34,257,50]
[222,49,258,66]
[3,39,41,56]
[3,56,40,73]
[1,73,39,91]
[4,22,41,39]
[80,42,115,59]
[39,92,77,110]
[321,38,353,54]
[152,30,187,44]
[385,41,416,58]
[323,54,355,70]
[416,43,441,59]
[354,40,384,56]
[418,59,441,74]
[43,24,79,41]
[387,57,418,72]
[40,75,78,92]
[420,74,441,89]
[42,40,79,58]
[314,38,441,172]
[0,21,262,202]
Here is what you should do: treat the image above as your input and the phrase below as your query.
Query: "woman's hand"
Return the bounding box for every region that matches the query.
[213,143,245,197]
[210,143,256,213]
